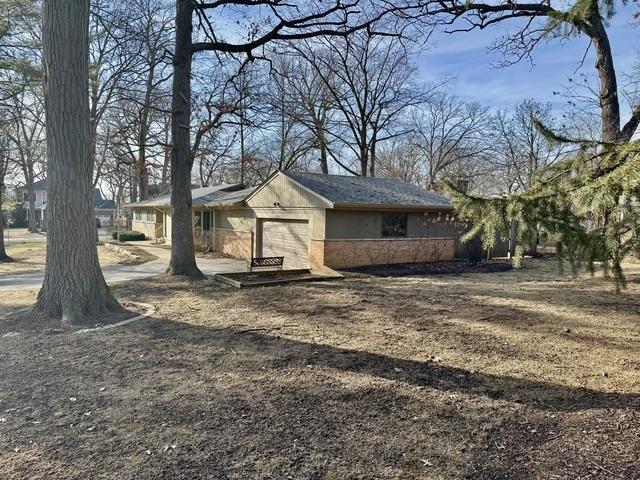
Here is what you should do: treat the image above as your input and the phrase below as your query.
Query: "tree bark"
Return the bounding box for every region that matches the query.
[0,164,11,262]
[136,53,157,201]
[27,189,37,231]
[587,13,622,143]
[161,120,171,191]
[369,137,376,177]
[35,0,120,325]
[316,121,329,174]
[359,122,368,176]
[167,0,202,277]
[23,169,37,232]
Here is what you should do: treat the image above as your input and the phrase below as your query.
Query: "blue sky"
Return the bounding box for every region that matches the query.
[416,4,638,112]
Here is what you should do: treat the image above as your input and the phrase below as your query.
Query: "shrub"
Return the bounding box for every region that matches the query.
[9,204,28,228]
[112,230,146,241]
[463,234,485,266]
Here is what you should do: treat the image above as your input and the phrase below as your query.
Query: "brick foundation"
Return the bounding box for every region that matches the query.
[311,237,454,269]
[215,228,253,259]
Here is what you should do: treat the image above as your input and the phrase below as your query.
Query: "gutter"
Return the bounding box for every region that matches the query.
[331,203,455,212]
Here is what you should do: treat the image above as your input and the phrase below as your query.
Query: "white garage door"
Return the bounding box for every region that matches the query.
[261,219,309,269]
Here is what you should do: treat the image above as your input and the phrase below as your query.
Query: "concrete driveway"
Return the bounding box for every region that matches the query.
[0,249,247,291]
[5,228,112,243]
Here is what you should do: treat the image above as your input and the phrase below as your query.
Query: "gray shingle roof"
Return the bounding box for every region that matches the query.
[283,171,453,209]
[125,184,253,208]
[32,179,48,190]
[95,199,116,210]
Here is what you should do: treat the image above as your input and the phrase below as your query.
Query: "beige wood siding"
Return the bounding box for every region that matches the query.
[216,208,256,232]
[409,212,459,238]
[247,173,329,209]
[325,210,382,239]
[325,210,458,239]
[261,219,309,269]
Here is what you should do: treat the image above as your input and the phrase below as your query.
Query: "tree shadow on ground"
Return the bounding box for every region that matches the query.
[141,318,640,413]
[2,313,639,479]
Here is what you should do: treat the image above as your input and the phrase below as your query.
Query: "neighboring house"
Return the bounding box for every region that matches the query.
[20,179,117,228]
[93,192,117,227]
[21,179,48,227]
[127,171,457,270]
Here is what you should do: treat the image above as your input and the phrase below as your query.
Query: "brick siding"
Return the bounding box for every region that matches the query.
[215,228,253,259]
[310,237,454,269]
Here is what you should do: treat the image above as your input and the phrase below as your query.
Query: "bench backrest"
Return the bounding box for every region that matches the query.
[250,256,284,270]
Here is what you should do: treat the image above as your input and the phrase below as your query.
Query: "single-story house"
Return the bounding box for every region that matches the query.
[127,171,458,270]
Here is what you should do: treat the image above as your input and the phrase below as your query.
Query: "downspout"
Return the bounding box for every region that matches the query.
[205,205,216,252]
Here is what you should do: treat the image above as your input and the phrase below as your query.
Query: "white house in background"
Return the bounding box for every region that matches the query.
[20,179,48,227]
[21,178,117,228]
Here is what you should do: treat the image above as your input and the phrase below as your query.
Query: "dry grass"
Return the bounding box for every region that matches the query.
[0,258,639,479]
[0,242,133,277]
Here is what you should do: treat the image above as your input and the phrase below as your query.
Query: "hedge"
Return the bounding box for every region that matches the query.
[112,230,146,241]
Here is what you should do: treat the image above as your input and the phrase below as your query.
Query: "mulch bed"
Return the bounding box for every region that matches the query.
[342,259,513,277]
[215,269,340,288]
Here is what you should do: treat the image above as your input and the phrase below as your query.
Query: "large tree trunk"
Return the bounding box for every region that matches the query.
[35,0,120,325]
[167,0,202,277]
[359,141,368,177]
[129,165,138,203]
[161,117,171,191]
[25,176,37,232]
[0,165,11,262]
[588,14,621,143]
[137,147,149,200]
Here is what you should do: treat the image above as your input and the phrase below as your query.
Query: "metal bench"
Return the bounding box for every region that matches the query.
[250,256,284,271]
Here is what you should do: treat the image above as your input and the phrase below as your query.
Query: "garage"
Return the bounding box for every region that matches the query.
[261,219,310,269]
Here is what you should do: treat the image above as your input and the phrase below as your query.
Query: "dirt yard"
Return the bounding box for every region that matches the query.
[0,259,639,479]
[0,242,153,277]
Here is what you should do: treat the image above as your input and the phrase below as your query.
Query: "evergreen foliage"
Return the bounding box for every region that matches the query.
[445,135,640,290]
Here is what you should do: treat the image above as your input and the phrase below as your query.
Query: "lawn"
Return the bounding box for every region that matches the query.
[0,242,151,277]
[0,259,639,479]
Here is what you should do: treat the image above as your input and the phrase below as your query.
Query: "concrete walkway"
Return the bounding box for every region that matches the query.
[0,246,247,291]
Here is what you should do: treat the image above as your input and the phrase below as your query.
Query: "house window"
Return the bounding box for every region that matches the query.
[194,211,212,231]
[382,213,408,238]
[134,209,156,222]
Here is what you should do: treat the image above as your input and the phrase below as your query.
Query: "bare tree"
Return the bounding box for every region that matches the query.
[118,0,173,199]
[409,92,490,189]
[35,0,119,324]
[489,99,562,195]
[273,54,337,174]
[376,139,424,183]
[3,77,46,232]
[296,33,430,176]
[89,0,144,184]
[0,125,13,262]
[430,0,639,145]
[167,0,426,277]
[260,57,316,173]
